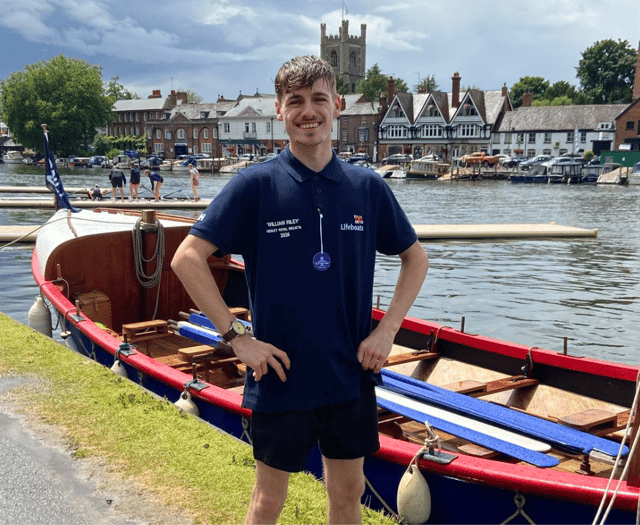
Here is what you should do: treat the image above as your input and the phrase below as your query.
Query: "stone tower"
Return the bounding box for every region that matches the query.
[320,20,366,93]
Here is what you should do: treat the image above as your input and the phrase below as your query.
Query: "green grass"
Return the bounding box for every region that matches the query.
[0,313,395,524]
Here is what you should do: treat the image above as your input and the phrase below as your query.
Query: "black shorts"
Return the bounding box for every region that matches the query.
[249,382,380,473]
[110,177,124,188]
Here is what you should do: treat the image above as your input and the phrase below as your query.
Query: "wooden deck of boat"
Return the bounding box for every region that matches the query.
[135,326,625,478]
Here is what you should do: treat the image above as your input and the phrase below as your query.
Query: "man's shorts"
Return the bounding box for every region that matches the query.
[249,381,380,473]
[110,177,124,188]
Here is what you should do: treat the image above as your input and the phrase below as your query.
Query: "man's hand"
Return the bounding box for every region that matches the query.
[230,336,291,381]
[357,326,395,374]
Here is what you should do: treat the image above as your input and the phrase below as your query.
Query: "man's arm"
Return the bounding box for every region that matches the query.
[171,234,290,381]
[357,240,429,373]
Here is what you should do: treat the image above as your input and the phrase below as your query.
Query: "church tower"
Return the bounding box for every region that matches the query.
[320,20,366,93]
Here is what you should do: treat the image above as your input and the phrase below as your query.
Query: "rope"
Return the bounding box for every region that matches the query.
[592,369,640,525]
[132,218,165,319]
[500,493,536,525]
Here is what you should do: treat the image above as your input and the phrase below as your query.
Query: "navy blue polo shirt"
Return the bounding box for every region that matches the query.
[190,148,417,412]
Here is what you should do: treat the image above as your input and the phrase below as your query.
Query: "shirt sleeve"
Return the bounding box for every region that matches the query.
[375,178,417,255]
[189,172,257,256]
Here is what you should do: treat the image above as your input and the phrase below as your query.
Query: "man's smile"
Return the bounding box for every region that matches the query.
[299,121,320,129]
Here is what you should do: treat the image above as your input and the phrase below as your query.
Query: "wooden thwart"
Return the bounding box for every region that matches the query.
[384,350,439,367]
[122,320,170,343]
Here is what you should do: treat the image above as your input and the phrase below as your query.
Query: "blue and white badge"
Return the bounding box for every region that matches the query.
[313,251,331,271]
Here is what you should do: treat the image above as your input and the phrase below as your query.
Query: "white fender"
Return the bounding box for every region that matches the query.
[28,295,52,337]
[110,359,128,378]
[175,390,199,416]
[397,463,431,524]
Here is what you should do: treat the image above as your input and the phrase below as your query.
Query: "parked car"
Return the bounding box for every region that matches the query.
[381,153,413,164]
[542,156,581,170]
[346,153,372,163]
[88,155,107,167]
[458,152,500,167]
[519,155,553,171]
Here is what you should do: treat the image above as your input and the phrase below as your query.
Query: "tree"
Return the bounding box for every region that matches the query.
[510,76,550,107]
[413,75,439,93]
[105,76,139,101]
[0,55,114,156]
[356,64,408,101]
[576,39,636,104]
[336,77,350,96]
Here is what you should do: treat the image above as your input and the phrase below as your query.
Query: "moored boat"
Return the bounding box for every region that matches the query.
[407,160,449,180]
[2,150,24,164]
[32,207,640,524]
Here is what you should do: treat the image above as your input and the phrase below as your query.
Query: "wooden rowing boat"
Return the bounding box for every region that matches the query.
[32,208,640,524]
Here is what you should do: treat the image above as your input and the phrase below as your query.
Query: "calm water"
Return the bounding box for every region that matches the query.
[1,162,639,365]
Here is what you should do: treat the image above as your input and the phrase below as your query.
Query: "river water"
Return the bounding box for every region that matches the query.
[1,162,639,366]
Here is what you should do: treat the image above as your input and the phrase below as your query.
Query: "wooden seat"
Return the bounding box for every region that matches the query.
[384,350,439,367]
[470,375,539,397]
[122,320,172,354]
[559,409,618,431]
[444,380,487,395]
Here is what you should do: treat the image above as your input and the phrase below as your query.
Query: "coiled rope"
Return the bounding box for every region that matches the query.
[132,218,165,319]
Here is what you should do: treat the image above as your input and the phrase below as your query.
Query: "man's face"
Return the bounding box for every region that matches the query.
[275,79,341,151]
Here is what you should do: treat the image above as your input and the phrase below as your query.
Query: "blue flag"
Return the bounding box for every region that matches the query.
[43,131,80,212]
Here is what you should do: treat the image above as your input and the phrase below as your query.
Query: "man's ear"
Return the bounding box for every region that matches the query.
[275,100,283,121]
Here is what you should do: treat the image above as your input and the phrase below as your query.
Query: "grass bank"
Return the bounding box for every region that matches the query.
[0,313,394,524]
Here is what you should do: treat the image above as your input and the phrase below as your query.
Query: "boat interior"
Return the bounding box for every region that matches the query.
[44,209,635,480]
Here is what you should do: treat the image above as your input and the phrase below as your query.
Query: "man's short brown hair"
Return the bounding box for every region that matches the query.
[275,56,336,100]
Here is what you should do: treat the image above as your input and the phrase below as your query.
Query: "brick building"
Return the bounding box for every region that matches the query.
[614,41,640,151]
[337,94,380,158]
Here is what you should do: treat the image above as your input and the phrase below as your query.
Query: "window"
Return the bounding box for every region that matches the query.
[626,121,635,130]
[460,102,477,116]
[213,127,218,139]
[528,133,536,143]
[223,123,230,133]
[350,51,357,69]
[155,129,161,139]
[201,143,212,153]
[544,133,552,143]
[193,146,198,155]
[154,143,164,153]
[177,129,185,139]
[193,128,198,139]
[390,104,404,118]
[503,132,512,144]
[566,132,574,143]
[341,129,348,142]
[266,121,271,133]
[458,124,478,137]
[147,129,152,139]
[580,132,587,143]
[203,128,209,139]
[418,124,442,138]
[252,122,256,132]
[330,50,338,67]
[386,125,408,138]
[358,128,369,142]
[144,112,148,121]
[245,123,250,132]
[165,130,172,139]
[517,133,524,144]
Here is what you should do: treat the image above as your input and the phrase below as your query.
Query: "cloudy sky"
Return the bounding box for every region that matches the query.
[1,0,639,103]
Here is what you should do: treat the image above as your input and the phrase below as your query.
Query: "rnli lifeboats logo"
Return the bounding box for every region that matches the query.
[341,215,364,231]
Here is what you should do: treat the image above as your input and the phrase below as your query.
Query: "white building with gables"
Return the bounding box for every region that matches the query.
[378,73,512,162]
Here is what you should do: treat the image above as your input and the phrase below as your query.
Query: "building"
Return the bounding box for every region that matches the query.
[337,94,380,159]
[320,20,366,93]
[377,73,512,161]
[614,41,640,152]
[495,104,623,158]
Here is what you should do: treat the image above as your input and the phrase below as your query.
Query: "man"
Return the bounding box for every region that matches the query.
[171,55,428,525]
[108,165,126,200]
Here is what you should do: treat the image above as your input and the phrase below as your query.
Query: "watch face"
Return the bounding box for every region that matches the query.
[232,319,246,336]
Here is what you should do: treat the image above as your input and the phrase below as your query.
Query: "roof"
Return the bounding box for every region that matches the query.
[113,98,170,112]
[497,104,627,132]
[223,97,277,118]
[341,94,380,116]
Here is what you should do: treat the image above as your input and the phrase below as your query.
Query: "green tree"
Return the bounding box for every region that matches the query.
[576,39,636,104]
[413,75,439,93]
[510,76,550,107]
[356,64,387,102]
[544,80,577,101]
[336,77,350,95]
[0,55,114,156]
[105,76,139,101]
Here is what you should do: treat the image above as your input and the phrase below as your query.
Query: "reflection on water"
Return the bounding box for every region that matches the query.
[2,164,640,365]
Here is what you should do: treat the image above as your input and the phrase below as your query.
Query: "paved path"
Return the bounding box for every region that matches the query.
[0,377,194,525]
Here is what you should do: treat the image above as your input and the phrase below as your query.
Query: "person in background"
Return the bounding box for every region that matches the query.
[171,55,429,525]
[129,162,141,200]
[87,185,103,200]
[108,165,126,200]
[189,161,200,201]
[145,169,163,201]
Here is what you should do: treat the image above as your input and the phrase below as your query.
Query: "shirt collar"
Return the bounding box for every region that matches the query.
[280,146,342,183]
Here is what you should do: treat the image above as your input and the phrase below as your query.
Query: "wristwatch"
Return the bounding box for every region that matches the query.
[222,319,247,343]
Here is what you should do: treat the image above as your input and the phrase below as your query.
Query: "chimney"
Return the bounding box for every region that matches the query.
[341,95,346,111]
[633,41,640,100]
[452,72,461,108]
[502,83,508,97]
[522,90,533,107]
[148,89,162,99]
[388,76,395,103]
